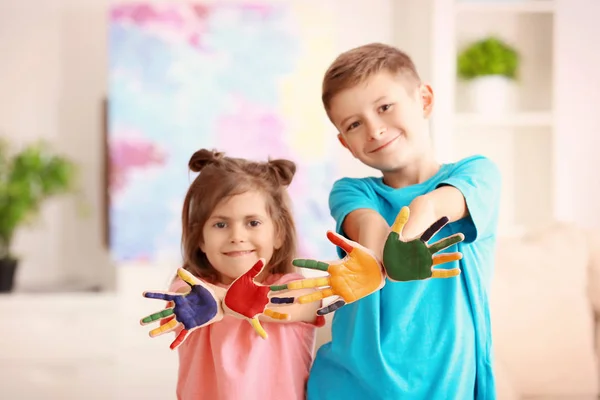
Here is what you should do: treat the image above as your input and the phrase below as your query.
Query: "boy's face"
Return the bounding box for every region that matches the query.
[329,71,434,172]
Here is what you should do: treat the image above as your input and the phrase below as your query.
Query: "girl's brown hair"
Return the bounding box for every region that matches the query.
[181,148,298,283]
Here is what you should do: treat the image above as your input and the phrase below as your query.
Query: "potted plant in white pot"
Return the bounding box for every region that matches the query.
[457,36,519,115]
[0,139,77,292]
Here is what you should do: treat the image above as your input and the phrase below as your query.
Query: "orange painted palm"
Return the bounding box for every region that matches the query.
[270,231,385,315]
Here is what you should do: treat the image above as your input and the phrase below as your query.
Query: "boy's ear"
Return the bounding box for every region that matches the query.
[337,133,349,149]
[419,83,434,118]
[337,133,357,157]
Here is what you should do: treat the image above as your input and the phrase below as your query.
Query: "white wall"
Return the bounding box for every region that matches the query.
[553,0,600,229]
[0,0,114,291]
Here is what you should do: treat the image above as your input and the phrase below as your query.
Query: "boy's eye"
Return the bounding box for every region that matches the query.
[214,222,227,228]
[346,121,360,132]
[379,104,393,112]
[248,220,261,227]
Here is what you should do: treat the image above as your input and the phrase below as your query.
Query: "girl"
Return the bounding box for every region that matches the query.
[152,148,324,400]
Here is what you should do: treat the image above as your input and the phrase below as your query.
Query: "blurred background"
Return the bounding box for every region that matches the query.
[1,0,599,399]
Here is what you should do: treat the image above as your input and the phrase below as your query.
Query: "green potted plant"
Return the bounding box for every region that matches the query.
[0,139,77,292]
[457,36,519,114]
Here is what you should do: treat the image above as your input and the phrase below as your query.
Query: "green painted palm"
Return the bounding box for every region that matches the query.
[383,207,464,282]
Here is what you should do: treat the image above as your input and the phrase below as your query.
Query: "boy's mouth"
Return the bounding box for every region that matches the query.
[369,135,400,153]
[223,250,255,257]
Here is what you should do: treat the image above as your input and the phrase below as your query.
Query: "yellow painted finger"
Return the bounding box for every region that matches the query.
[263,308,290,320]
[298,288,335,304]
[432,252,463,266]
[249,317,267,339]
[431,268,461,279]
[177,268,197,287]
[149,318,179,337]
[287,277,331,290]
[391,206,410,235]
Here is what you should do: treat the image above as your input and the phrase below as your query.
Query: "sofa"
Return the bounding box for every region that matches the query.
[315,223,600,399]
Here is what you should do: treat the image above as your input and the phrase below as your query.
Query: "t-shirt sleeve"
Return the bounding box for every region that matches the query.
[437,155,502,243]
[329,176,379,237]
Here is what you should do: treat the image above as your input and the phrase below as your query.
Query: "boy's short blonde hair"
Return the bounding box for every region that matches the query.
[322,43,421,112]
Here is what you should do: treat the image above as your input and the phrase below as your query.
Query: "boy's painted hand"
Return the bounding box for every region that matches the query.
[269,231,386,315]
[383,206,464,282]
[222,258,290,339]
[140,268,223,350]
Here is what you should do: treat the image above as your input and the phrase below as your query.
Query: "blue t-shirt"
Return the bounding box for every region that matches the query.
[307,155,501,400]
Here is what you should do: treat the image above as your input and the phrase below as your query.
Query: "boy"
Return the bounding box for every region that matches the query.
[308,43,501,399]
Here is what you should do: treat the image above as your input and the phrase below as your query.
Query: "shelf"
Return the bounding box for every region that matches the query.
[454,112,553,127]
[455,1,555,14]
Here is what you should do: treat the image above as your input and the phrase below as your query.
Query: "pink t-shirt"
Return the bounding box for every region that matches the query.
[169,273,324,400]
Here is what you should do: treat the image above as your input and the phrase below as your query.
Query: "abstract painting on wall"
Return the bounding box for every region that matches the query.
[108,3,338,265]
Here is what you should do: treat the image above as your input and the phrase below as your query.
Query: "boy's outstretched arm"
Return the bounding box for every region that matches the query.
[400,186,468,240]
[342,186,467,259]
[342,208,390,259]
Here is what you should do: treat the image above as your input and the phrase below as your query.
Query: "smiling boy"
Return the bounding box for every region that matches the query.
[308,43,502,400]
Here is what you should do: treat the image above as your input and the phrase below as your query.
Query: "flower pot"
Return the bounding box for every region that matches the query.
[467,75,517,115]
[0,258,18,293]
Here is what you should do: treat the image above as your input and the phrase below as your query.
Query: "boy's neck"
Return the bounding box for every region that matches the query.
[381,156,441,189]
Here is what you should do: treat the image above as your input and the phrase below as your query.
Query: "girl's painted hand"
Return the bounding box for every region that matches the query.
[140,268,223,350]
[223,258,290,339]
[269,231,386,315]
[382,206,464,282]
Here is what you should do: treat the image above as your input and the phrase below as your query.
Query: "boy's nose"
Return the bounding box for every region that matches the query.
[367,122,386,140]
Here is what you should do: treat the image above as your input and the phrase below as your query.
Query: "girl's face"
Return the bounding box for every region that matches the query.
[200,190,283,284]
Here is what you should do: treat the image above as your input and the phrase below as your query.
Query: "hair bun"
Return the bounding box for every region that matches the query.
[188,149,224,173]
[268,159,296,186]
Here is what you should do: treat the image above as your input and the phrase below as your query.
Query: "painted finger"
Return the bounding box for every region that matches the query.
[149,318,180,338]
[292,258,329,272]
[431,268,461,279]
[245,258,267,280]
[249,317,267,339]
[326,231,353,254]
[140,308,174,326]
[169,329,189,350]
[270,296,295,304]
[316,299,346,316]
[143,291,178,302]
[271,277,330,292]
[420,216,449,242]
[428,233,465,254]
[391,206,410,236]
[298,288,336,304]
[432,252,463,266]
[263,308,290,320]
[177,268,199,287]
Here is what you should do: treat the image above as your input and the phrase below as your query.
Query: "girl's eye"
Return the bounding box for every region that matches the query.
[214,222,226,228]
[249,220,261,227]
[346,121,360,132]
[379,104,393,112]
